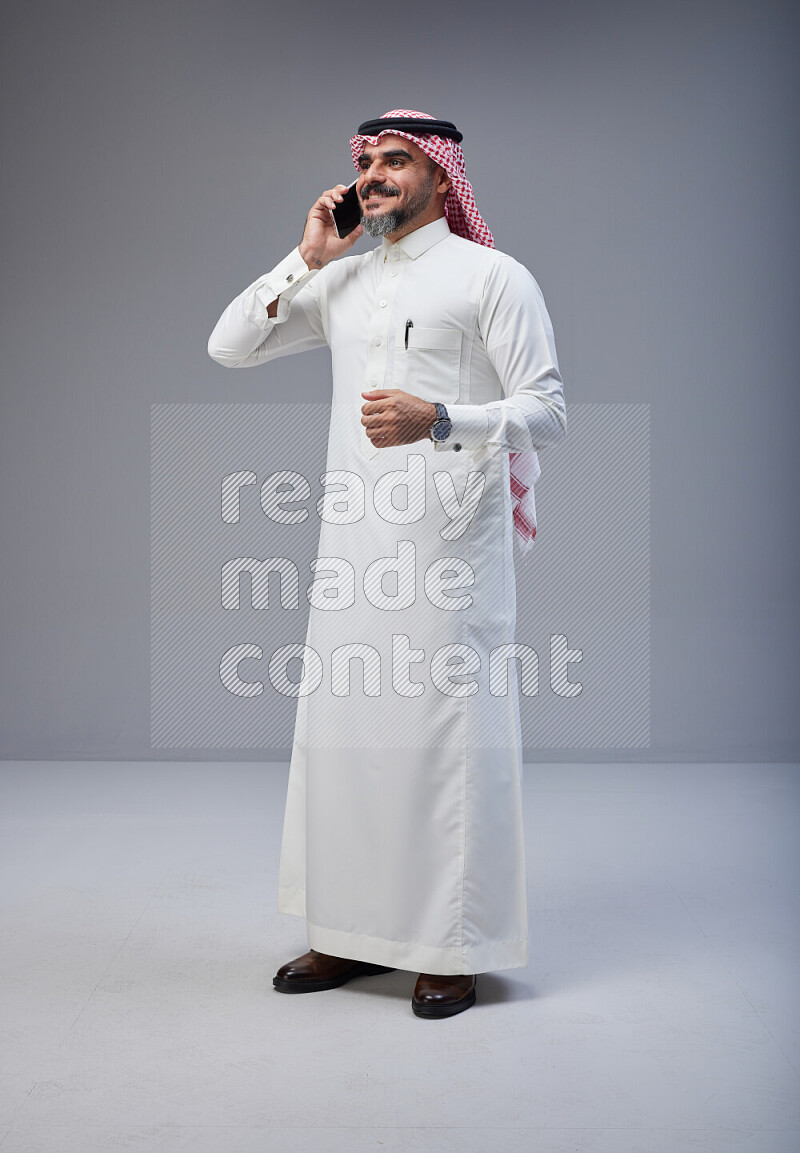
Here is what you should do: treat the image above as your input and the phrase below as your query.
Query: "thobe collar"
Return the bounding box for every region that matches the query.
[381,216,451,262]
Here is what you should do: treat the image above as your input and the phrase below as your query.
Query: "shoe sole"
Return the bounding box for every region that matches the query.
[273,963,395,994]
[411,985,477,1019]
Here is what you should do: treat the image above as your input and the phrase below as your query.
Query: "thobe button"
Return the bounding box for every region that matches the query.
[374,337,382,346]
[390,271,398,277]
[379,300,387,308]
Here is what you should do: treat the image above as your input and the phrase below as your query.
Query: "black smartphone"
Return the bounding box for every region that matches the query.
[331,180,362,238]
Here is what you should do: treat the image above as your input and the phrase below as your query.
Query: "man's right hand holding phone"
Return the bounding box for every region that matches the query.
[299,184,363,271]
[265,185,362,317]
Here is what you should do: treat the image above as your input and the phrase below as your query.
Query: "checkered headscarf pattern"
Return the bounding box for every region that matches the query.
[351,109,540,555]
[350,108,494,248]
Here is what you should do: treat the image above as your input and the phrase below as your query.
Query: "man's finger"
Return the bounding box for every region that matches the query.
[322,186,347,204]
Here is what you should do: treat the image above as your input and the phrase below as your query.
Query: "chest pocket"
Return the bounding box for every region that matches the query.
[397,326,462,404]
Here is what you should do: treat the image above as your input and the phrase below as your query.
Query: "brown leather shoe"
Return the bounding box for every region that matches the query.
[412,973,477,1018]
[273,948,395,993]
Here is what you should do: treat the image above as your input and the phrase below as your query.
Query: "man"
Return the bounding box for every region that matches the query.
[208,109,566,1019]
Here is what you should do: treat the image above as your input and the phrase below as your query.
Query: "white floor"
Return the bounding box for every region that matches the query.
[0,761,797,1153]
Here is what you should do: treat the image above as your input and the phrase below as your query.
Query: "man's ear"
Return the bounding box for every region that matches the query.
[436,167,452,195]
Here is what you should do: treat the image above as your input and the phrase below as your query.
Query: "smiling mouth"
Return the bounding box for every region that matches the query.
[362,187,400,202]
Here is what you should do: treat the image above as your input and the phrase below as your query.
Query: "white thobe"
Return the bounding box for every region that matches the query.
[208,216,566,974]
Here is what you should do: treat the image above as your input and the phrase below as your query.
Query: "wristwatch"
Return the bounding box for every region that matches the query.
[429,403,453,443]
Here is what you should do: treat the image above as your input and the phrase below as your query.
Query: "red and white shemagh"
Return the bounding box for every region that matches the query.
[350,109,540,556]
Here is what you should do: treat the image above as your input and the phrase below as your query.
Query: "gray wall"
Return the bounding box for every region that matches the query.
[1,0,797,761]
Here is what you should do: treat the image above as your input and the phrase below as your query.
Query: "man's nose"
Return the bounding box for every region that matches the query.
[359,161,386,190]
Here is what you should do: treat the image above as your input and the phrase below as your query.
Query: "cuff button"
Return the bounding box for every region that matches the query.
[286,273,294,283]
[453,443,462,452]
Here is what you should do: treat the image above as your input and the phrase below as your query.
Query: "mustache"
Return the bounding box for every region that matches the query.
[361,183,400,200]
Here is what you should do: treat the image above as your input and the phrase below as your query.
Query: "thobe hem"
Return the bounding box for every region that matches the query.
[278,885,528,975]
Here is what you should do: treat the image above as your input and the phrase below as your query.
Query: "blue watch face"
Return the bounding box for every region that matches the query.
[432,419,451,441]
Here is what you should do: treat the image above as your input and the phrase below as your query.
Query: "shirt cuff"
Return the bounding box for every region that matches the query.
[250,248,319,324]
[432,404,489,453]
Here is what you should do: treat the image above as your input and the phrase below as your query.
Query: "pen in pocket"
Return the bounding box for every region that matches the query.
[404,319,414,348]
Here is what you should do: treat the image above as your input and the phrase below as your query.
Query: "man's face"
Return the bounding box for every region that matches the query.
[355,134,447,239]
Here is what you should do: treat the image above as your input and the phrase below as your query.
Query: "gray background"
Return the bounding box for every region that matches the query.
[1,0,797,762]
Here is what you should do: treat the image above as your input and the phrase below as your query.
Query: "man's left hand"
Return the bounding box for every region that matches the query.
[361,390,437,447]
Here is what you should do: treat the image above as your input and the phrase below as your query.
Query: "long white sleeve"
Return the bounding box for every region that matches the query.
[207,247,326,369]
[433,254,566,458]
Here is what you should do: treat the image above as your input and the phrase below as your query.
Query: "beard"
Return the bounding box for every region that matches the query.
[360,170,436,237]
